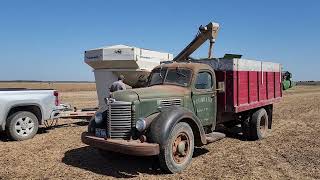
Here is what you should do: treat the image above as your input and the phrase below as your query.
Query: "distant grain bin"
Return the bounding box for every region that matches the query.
[84,44,173,106]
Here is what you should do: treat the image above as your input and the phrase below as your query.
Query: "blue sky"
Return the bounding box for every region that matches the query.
[0,0,319,81]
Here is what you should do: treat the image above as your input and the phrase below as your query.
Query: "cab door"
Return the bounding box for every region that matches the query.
[191,71,217,127]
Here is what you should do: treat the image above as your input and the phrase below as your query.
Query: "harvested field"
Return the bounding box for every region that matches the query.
[0,85,319,179]
[0,82,96,92]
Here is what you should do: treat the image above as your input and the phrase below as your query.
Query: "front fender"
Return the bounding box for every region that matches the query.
[149,106,207,147]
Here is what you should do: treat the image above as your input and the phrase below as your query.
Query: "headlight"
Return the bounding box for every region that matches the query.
[135,118,146,132]
[94,112,103,124]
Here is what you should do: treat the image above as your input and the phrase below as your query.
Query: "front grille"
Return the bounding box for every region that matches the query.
[106,100,132,139]
[159,99,182,107]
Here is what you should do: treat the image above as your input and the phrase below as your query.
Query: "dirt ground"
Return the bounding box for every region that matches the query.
[0,85,319,180]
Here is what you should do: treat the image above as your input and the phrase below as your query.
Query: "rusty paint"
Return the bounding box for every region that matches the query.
[81,132,160,156]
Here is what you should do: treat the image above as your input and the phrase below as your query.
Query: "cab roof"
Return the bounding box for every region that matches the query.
[154,62,212,72]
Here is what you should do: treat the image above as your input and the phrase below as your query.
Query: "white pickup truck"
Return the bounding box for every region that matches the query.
[0,89,60,141]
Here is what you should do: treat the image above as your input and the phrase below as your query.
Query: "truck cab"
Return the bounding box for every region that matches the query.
[146,62,217,128]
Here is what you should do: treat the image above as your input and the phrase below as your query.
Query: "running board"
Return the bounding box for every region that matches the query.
[205,132,226,144]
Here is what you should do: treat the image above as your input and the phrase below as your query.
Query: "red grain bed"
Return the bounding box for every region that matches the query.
[199,58,282,113]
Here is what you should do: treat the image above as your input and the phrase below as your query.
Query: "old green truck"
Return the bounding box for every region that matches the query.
[81,22,282,173]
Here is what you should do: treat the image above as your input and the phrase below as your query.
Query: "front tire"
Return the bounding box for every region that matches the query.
[6,111,39,141]
[158,122,194,173]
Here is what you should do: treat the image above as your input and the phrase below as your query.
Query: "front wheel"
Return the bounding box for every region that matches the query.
[158,122,194,174]
[6,111,39,141]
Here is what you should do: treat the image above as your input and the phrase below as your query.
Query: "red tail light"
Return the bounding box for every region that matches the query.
[54,91,59,106]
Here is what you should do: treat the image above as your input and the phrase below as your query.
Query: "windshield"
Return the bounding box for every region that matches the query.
[149,67,167,86]
[149,67,192,87]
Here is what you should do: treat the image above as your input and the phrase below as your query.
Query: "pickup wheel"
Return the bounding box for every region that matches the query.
[6,111,39,141]
[158,122,194,173]
[244,108,269,140]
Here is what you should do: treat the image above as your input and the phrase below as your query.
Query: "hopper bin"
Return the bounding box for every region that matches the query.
[84,44,173,105]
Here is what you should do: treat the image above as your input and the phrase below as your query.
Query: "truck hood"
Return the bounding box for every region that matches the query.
[112,85,190,102]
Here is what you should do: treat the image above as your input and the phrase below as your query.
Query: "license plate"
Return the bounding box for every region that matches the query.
[95,128,107,138]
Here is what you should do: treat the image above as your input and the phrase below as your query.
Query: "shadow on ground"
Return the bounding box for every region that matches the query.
[38,120,89,134]
[62,146,162,178]
[216,124,247,141]
[0,131,8,142]
[62,146,209,178]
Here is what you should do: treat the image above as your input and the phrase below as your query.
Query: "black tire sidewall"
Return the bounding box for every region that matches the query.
[159,122,194,173]
[251,108,268,140]
[6,111,39,141]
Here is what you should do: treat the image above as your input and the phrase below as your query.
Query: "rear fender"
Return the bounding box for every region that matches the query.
[1,103,43,129]
[149,106,207,147]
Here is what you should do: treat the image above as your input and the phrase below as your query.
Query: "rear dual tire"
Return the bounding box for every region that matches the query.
[242,108,269,140]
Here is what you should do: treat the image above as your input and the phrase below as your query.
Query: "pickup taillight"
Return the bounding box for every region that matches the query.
[54,91,59,106]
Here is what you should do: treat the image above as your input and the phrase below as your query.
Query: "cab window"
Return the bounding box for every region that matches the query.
[195,72,212,89]
[165,68,191,87]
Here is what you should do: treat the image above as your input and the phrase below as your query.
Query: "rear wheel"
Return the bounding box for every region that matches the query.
[6,111,39,141]
[243,108,269,140]
[158,122,194,173]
